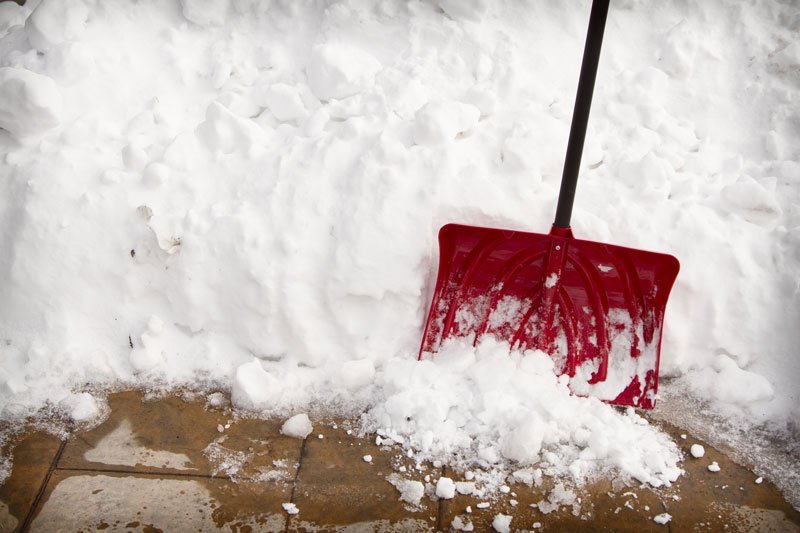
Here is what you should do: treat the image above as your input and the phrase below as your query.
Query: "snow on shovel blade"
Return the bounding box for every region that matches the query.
[418,223,679,409]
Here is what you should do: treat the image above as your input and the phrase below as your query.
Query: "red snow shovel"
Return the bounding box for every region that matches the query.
[418,0,679,409]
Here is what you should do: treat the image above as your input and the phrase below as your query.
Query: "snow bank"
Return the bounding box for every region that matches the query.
[0,0,798,506]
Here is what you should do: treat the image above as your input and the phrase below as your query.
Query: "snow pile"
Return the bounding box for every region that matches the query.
[0,0,798,506]
[368,339,682,488]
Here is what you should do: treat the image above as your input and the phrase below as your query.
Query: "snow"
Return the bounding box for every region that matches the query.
[362,454,372,463]
[492,513,512,533]
[708,462,721,473]
[653,513,672,525]
[0,67,61,137]
[451,515,474,531]
[690,444,705,458]
[387,475,424,506]
[435,477,456,499]
[281,502,299,515]
[0,0,798,509]
[280,414,313,439]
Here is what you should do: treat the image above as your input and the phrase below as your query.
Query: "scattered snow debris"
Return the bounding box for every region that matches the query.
[537,482,578,515]
[690,444,706,458]
[644,505,650,511]
[433,460,443,468]
[653,513,672,525]
[424,475,430,483]
[388,475,425,506]
[435,477,456,499]
[347,430,353,436]
[217,424,224,433]
[755,477,763,484]
[206,393,225,407]
[708,462,721,472]
[376,436,382,445]
[466,506,472,514]
[281,414,313,439]
[455,481,476,495]
[510,500,518,507]
[318,434,323,439]
[464,471,475,481]
[363,455,373,463]
[399,466,407,473]
[492,513,512,533]
[512,468,543,487]
[281,502,299,515]
[477,502,490,509]
[532,523,542,529]
[680,434,687,440]
[451,516,474,531]
[332,424,338,430]
[499,485,510,494]
[203,442,250,480]
[622,492,638,499]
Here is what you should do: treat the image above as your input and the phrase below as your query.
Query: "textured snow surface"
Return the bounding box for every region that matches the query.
[0,0,798,505]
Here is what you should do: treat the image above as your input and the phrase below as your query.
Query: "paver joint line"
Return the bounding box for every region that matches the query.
[55,466,226,481]
[285,436,309,533]
[20,438,67,533]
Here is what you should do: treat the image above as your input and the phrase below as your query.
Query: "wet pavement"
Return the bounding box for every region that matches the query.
[1,390,798,532]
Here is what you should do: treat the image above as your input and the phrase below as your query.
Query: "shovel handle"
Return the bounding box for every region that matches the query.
[553,0,610,229]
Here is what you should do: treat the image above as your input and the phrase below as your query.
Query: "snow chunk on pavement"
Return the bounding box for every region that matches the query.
[307,44,381,101]
[708,461,721,472]
[690,444,705,458]
[231,359,279,410]
[281,414,313,439]
[388,474,425,506]
[653,512,672,524]
[451,515,474,531]
[435,477,456,499]
[25,0,88,52]
[413,102,480,145]
[0,67,61,137]
[492,513,512,532]
[180,0,229,27]
[281,502,299,515]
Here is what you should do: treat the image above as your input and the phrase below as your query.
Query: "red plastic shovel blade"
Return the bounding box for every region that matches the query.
[419,223,679,408]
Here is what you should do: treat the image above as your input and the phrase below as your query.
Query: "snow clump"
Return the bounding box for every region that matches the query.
[0,67,61,137]
[280,414,313,439]
[690,444,705,458]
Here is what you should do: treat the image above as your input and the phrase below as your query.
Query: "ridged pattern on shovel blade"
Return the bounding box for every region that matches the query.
[418,224,680,409]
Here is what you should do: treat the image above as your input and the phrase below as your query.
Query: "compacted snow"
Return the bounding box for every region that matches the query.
[0,0,798,507]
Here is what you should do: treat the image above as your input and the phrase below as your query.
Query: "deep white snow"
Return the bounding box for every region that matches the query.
[0,0,797,506]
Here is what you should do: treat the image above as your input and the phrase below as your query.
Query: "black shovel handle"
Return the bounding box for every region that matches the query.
[553,0,610,229]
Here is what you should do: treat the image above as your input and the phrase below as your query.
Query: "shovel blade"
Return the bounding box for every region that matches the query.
[419,223,679,408]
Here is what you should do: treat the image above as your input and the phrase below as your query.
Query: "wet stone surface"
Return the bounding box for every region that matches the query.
[0,390,796,532]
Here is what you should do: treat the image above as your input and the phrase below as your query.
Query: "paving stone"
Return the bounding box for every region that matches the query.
[29,470,288,532]
[0,430,62,531]
[289,422,440,531]
[59,391,302,482]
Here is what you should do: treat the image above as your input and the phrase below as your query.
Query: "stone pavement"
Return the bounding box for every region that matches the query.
[0,391,798,532]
